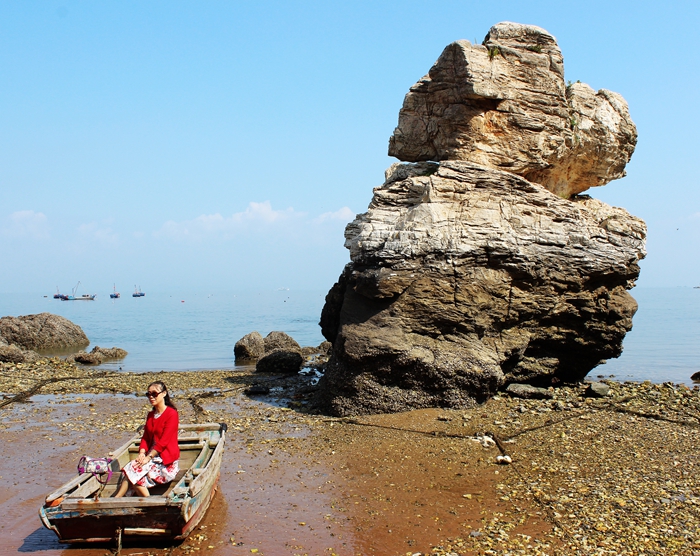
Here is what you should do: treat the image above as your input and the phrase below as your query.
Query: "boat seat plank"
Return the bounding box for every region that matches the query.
[154,469,188,497]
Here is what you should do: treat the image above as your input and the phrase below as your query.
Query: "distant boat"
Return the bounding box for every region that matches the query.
[61,281,96,301]
[110,284,120,299]
[53,287,62,299]
[132,285,145,297]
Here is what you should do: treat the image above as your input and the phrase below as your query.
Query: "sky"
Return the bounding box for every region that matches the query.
[1,1,699,295]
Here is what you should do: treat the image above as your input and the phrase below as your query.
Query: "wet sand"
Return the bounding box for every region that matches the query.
[0,397,550,556]
[1,361,698,555]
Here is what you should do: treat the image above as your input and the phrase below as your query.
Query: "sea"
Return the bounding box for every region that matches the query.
[0,287,698,386]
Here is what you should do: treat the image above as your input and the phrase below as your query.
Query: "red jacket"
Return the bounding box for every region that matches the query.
[139,406,180,465]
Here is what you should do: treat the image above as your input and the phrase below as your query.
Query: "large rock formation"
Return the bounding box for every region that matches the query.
[317,23,646,416]
[388,22,636,199]
[0,312,89,351]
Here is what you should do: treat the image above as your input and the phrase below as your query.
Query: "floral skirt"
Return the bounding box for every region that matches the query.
[123,457,179,489]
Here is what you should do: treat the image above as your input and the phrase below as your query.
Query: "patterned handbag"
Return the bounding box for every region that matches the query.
[77,456,115,485]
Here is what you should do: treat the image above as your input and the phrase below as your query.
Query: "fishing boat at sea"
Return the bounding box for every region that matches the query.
[110,284,120,299]
[53,287,62,299]
[61,281,96,301]
[39,422,226,546]
[132,285,145,297]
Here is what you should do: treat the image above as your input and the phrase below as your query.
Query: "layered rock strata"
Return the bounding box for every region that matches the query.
[317,23,646,416]
[388,22,636,199]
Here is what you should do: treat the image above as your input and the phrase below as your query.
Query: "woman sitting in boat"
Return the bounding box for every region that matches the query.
[114,381,180,497]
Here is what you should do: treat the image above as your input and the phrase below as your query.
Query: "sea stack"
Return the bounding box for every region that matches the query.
[317,22,646,416]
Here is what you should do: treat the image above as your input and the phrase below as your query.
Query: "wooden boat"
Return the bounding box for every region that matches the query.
[39,422,226,545]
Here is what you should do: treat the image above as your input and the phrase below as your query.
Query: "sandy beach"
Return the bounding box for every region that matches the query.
[0,359,698,555]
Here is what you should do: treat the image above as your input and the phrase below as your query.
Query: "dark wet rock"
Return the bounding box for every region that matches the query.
[70,351,102,365]
[263,331,301,355]
[691,371,700,382]
[245,385,271,395]
[256,350,304,374]
[0,313,89,351]
[586,382,611,398]
[505,383,554,400]
[234,331,265,361]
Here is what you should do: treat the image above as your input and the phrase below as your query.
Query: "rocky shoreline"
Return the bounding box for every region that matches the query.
[1,358,698,554]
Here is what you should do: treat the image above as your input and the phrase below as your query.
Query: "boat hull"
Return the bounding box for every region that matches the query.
[39,480,219,542]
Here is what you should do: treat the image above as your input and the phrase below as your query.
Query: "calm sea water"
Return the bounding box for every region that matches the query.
[0,289,327,372]
[0,287,698,385]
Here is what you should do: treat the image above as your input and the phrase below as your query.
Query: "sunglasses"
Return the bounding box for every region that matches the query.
[146,390,163,399]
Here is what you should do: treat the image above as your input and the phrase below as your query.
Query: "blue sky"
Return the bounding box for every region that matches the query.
[1,1,699,294]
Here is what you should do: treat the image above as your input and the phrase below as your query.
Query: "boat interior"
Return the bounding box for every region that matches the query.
[46,426,223,503]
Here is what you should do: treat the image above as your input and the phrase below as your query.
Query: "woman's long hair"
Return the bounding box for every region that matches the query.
[149,381,177,411]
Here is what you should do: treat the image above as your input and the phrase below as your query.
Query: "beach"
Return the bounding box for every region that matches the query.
[1,359,698,555]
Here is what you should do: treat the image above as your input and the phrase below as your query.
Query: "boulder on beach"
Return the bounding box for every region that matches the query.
[0,312,89,351]
[256,350,304,374]
[263,331,302,355]
[316,22,646,416]
[234,331,265,361]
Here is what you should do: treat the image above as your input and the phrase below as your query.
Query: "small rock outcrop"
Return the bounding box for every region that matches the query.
[234,331,265,361]
[235,331,330,372]
[0,313,89,351]
[505,383,553,400]
[263,331,302,355]
[317,23,646,416]
[66,346,129,365]
[0,344,40,364]
[67,346,128,365]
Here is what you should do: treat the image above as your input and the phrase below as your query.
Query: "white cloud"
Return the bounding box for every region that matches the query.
[153,201,304,241]
[78,222,119,245]
[313,206,356,224]
[2,210,49,239]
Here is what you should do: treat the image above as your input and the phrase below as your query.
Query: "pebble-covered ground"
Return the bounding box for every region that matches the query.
[0,358,698,555]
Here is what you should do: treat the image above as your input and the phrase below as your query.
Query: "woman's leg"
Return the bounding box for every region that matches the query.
[113,475,129,497]
[133,484,149,497]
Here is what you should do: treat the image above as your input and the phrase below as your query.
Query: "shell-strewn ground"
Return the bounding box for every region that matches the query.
[0,358,698,555]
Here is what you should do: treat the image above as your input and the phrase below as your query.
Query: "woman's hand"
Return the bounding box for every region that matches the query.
[135,452,151,466]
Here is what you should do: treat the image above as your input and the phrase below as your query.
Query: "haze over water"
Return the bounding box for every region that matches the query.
[0,287,697,385]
